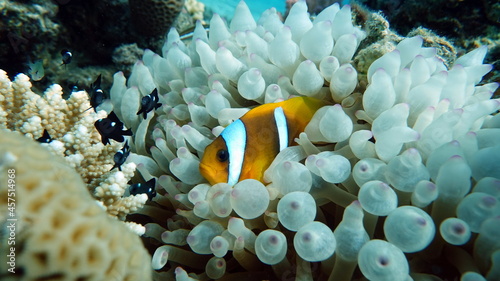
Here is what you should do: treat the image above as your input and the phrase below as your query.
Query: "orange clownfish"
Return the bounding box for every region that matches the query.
[199,96,326,185]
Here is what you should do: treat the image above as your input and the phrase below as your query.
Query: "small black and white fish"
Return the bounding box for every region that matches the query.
[129,178,157,200]
[88,74,105,112]
[61,49,72,66]
[36,129,52,143]
[94,111,132,145]
[111,140,130,171]
[137,89,162,119]
[27,59,45,81]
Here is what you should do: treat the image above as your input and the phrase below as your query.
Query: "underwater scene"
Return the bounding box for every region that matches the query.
[0,0,500,280]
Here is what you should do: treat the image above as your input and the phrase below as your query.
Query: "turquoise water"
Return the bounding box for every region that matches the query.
[198,0,286,21]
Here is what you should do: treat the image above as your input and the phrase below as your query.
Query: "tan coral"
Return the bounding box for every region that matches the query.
[93,163,148,220]
[0,70,143,220]
[107,194,149,221]
[0,130,152,281]
[0,70,11,126]
[0,70,116,186]
[185,0,205,21]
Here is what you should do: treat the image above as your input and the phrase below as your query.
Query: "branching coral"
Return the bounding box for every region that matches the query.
[0,70,147,221]
[185,0,205,22]
[108,1,500,280]
[0,130,151,281]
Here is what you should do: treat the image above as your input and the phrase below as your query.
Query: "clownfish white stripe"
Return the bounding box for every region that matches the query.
[221,119,247,185]
[274,107,288,152]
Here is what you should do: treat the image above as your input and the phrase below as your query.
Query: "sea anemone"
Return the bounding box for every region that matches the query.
[108,0,499,279]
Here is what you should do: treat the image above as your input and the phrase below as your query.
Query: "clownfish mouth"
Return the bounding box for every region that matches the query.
[199,162,211,179]
[199,162,226,185]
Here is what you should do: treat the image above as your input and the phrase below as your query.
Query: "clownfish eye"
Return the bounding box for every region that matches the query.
[216,149,229,162]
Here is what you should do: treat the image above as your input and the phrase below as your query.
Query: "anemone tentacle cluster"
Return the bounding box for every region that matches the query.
[109,0,500,280]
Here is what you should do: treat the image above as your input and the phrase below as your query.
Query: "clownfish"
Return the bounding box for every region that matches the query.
[199,96,326,185]
[94,111,132,145]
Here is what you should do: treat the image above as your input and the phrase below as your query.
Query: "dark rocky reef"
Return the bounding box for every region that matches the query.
[285,0,499,96]
[129,0,186,36]
[355,0,500,95]
[0,0,60,82]
[0,0,190,95]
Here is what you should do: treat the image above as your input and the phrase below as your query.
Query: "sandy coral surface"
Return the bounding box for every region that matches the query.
[0,130,152,281]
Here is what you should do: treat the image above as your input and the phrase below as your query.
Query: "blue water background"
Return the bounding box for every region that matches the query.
[198,0,287,21]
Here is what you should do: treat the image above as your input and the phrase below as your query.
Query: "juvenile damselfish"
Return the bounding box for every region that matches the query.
[94,111,132,145]
[111,140,130,171]
[88,74,105,112]
[137,88,162,119]
[129,178,157,201]
[60,49,72,66]
[36,129,52,143]
[199,96,326,185]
